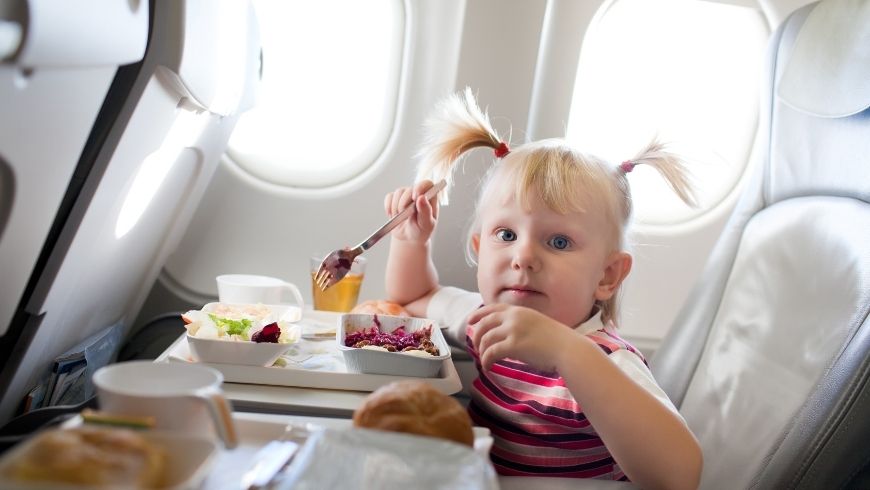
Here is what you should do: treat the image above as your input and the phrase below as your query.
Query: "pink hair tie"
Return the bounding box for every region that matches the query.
[620,160,636,173]
[494,142,510,159]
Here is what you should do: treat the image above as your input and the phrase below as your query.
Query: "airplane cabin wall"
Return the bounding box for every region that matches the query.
[431,0,548,294]
[138,1,469,327]
[141,0,553,327]
[142,0,817,356]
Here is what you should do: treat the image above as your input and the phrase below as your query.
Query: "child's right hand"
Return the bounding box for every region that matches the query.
[384,179,440,244]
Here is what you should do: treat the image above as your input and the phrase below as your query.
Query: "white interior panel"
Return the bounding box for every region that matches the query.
[19,0,147,66]
[0,67,125,337]
[5,76,232,422]
[0,0,148,337]
[159,0,468,307]
[0,0,260,423]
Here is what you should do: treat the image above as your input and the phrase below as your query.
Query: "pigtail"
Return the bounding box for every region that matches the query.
[415,87,509,204]
[623,139,698,207]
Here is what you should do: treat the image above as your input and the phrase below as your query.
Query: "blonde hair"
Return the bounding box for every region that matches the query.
[415,87,506,205]
[417,88,697,323]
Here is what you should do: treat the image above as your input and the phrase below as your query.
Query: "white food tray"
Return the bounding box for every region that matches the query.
[156,310,462,395]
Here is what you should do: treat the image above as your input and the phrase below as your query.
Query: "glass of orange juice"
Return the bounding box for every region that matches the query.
[310,255,366,312]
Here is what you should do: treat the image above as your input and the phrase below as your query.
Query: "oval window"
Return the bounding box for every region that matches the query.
[566,0,768,224]
[227,0,405,188]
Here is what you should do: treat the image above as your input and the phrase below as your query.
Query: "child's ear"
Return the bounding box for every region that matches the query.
[472,234,481,254]
[595,251,632,301]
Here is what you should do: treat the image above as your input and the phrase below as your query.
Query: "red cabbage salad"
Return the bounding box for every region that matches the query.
[344,315,440,355]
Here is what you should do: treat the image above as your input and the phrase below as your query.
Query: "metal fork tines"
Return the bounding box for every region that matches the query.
[314,180,446,291]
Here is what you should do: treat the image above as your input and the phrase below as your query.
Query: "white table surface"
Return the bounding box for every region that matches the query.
[222,382,367,418]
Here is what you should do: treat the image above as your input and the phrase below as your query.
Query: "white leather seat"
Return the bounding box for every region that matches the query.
[651,1,870,488]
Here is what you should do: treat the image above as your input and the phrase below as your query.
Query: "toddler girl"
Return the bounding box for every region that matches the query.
[384,88,702,489]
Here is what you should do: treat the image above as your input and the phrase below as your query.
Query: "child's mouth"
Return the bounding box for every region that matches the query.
[503,287,540,298]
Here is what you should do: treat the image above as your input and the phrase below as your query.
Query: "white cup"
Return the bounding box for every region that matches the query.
[93,361,238,448]
[216,274,304,310]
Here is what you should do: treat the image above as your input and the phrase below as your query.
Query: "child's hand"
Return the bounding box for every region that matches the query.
[384,180,440,244]
[468,304,579,372]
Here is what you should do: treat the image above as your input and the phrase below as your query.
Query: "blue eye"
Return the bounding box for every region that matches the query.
[495,229,517,242]
[549,235,571,250]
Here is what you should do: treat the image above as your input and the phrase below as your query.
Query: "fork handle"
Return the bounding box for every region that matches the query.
[355,180,447,252]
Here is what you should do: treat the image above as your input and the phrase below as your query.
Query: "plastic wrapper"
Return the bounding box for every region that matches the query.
[274,428,498,490]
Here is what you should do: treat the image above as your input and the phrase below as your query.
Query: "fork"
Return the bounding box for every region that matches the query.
[314,179,446,291]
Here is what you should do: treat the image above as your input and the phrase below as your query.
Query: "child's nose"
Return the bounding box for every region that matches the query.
[511,240,541,271]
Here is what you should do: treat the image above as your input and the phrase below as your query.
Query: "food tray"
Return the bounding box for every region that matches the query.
[338,313,450,377]
[155,310,462,395]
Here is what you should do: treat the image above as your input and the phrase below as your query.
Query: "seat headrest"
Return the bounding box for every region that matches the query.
[778,0,870,117]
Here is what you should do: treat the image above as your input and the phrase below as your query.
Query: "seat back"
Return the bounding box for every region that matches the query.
[0,0,260,424]
[650,1,870,488]
[0,0,147,339]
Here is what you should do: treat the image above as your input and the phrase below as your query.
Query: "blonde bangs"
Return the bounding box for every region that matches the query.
[503,145,612,218]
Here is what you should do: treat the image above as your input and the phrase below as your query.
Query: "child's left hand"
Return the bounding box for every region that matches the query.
[468,304,579,372]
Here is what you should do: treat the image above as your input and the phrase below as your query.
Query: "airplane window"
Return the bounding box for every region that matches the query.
[566,0,768,224]
[227,0,404,188]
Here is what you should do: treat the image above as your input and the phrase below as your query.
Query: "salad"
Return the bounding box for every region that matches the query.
[182,303,299,344]
[344,315,440,356]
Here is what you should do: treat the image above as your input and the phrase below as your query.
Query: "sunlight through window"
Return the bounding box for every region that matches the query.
[227,0,404,188]
[566,0,768,224]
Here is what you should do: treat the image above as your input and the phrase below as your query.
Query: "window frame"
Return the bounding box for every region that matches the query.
[223,0,407,193]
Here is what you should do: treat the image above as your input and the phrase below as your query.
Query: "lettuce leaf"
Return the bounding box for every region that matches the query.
[207,313,252,336]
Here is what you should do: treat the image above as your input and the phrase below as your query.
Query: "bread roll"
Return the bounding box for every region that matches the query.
[353,380,474,447]
[4,426,165,487]
[351,300,409,317]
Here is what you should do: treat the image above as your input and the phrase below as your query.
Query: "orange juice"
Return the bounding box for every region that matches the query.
[311,272,363,312]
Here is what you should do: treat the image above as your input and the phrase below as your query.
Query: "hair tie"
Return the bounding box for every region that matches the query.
[620,160,636,173]
[494,142,510,159]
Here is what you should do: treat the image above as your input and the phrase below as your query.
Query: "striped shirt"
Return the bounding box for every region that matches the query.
[467,322,644,479]
[428,287,680,480]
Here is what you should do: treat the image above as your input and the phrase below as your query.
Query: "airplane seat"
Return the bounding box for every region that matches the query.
[0,1,147,358]
[0,0,261,426]
[649,1,870,488]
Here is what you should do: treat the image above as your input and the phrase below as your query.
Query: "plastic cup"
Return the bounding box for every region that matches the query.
[215,274,304,308]
[310,255,366,312]
[93,361,238,448]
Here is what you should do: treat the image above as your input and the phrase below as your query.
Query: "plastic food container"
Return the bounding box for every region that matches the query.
[187,334,293,367]
[184,303,299,367]
[337,314,451,378]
